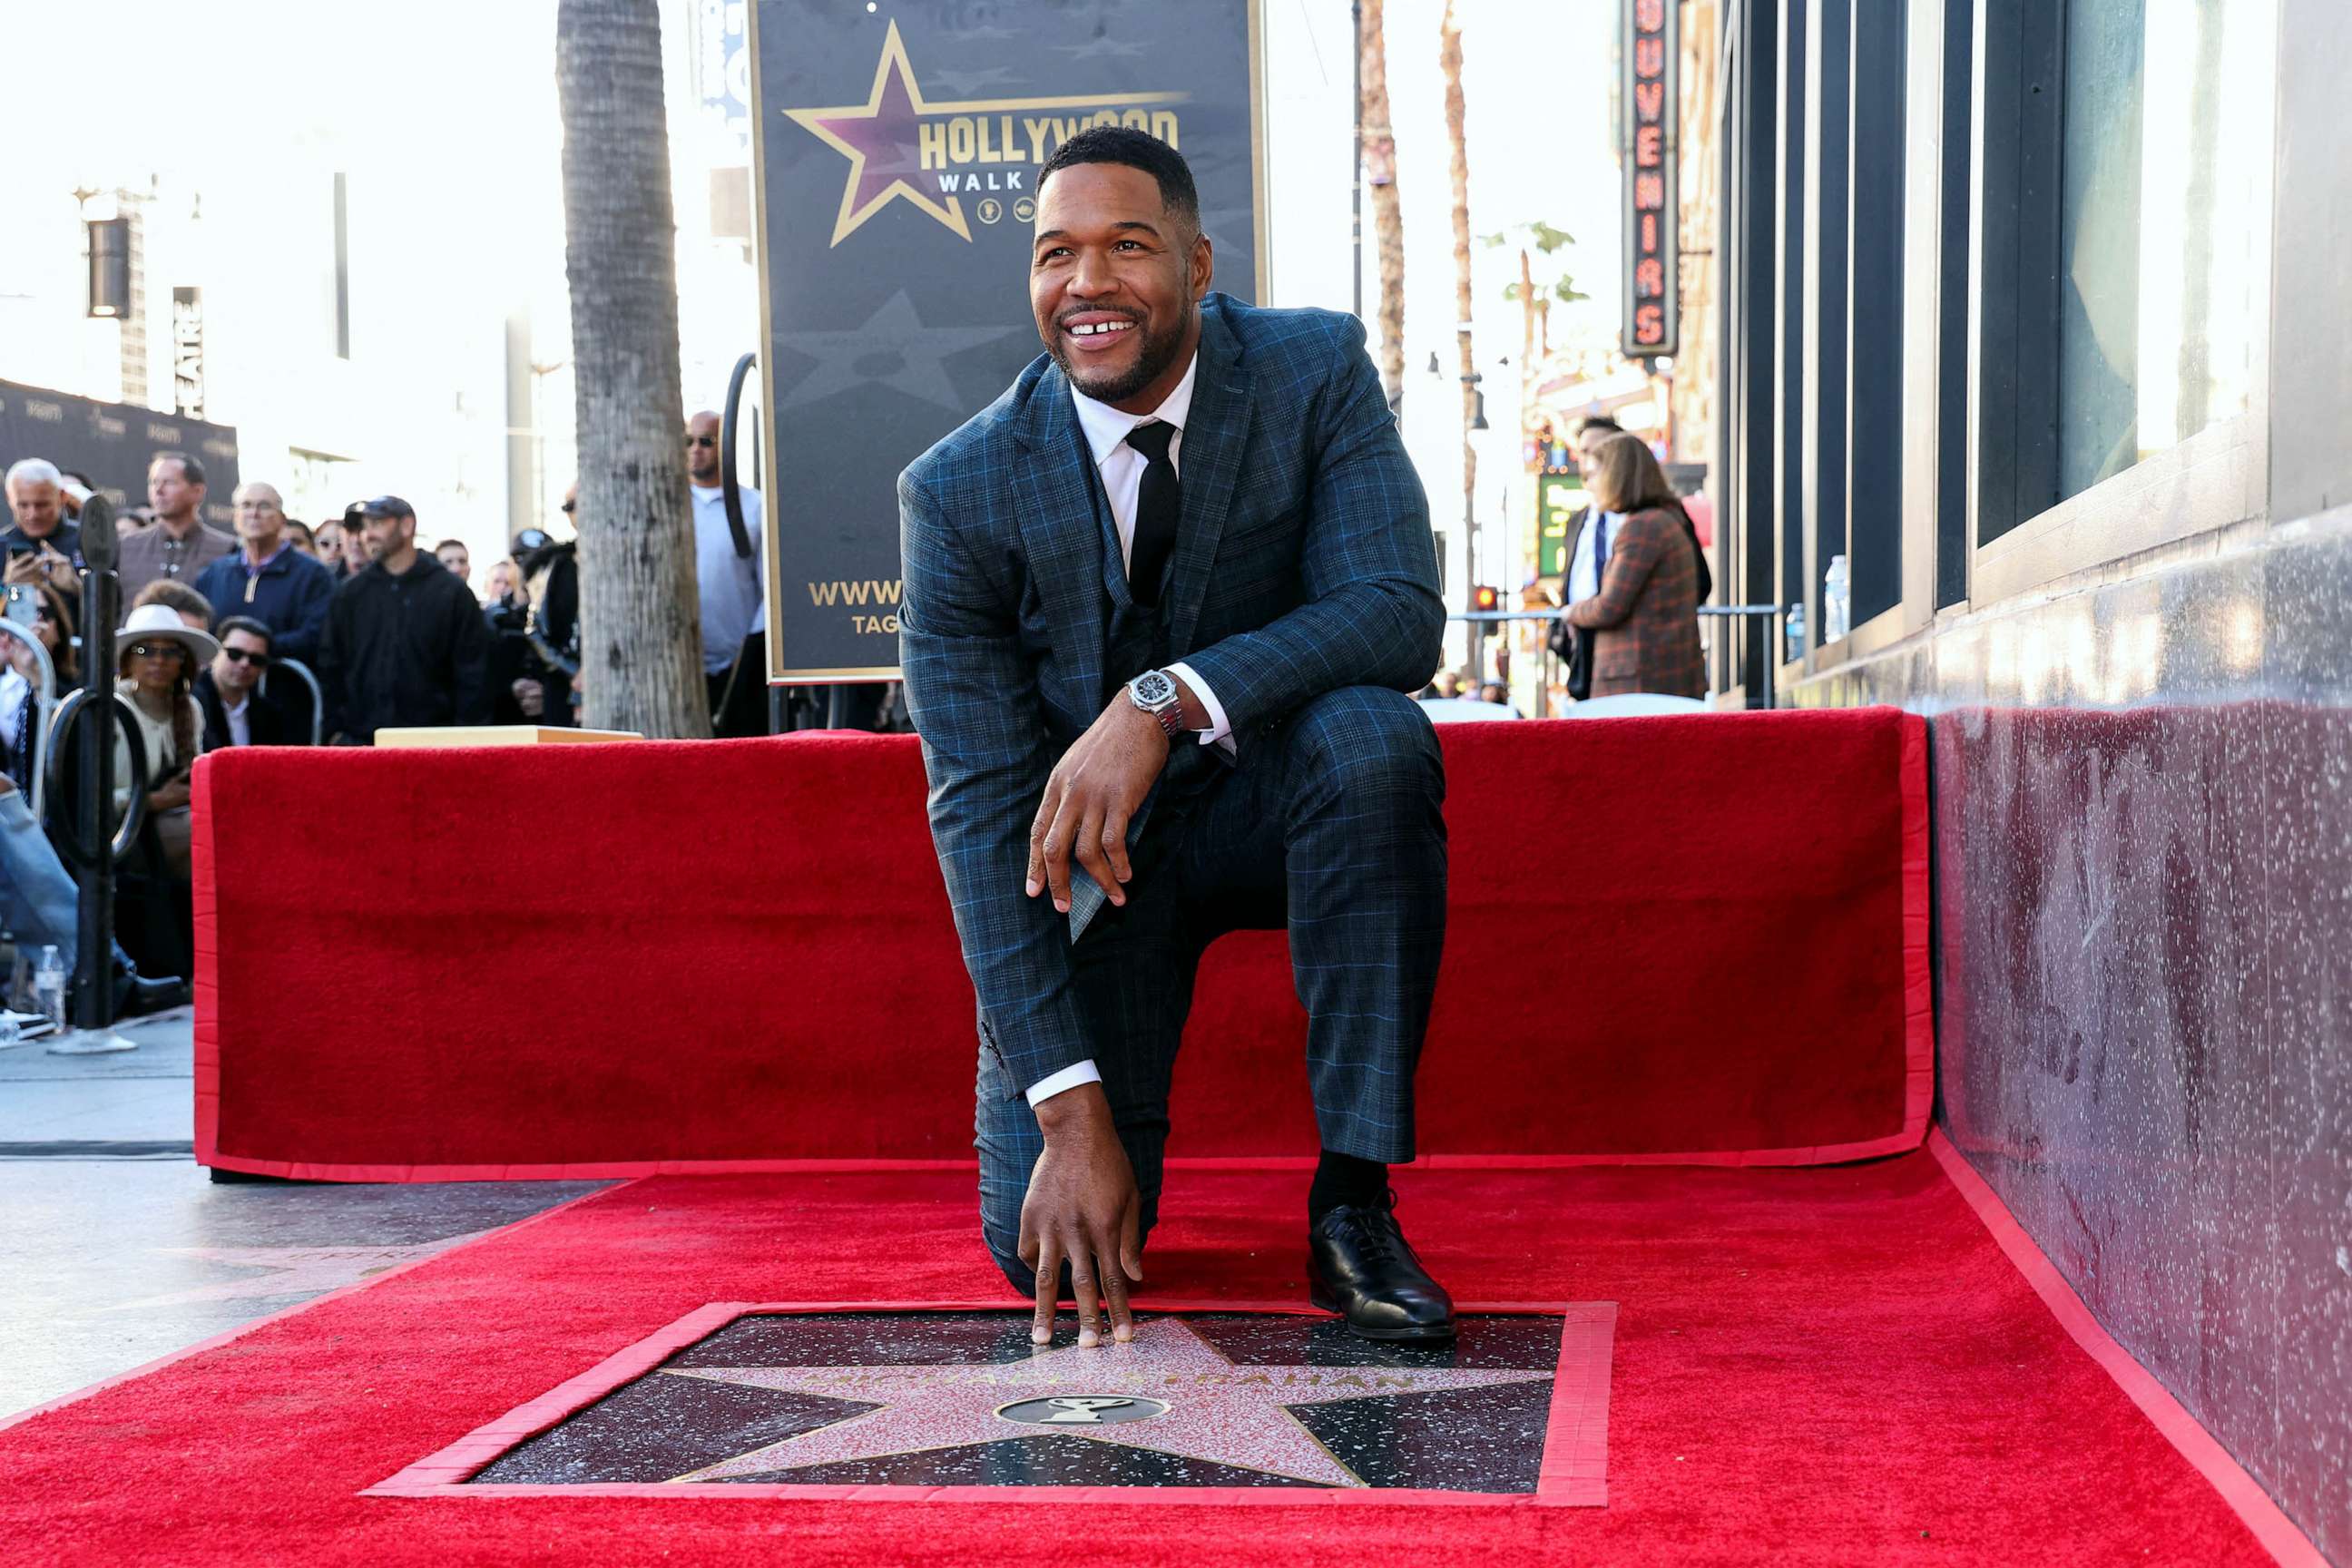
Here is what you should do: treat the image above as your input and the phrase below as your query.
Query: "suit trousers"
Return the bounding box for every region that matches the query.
[975,684,1448,1293]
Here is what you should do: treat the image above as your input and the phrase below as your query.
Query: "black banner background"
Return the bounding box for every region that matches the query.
[750,0,1263,681]
[0,379,240,530]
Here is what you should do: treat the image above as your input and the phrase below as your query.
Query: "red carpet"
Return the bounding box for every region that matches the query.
[191,710,1929,1178]
[2,1152,2275,1566]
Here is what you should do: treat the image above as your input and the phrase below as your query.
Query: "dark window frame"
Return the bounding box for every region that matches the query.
[1773,0,1811,665]
[1965,0,2270,606]
[1798,0,1850,657]
[1933,0,1975,608]
[1844,0,1908,629]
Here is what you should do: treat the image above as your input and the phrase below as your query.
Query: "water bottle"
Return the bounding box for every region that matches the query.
[1785,601,1806,662]
[33,946,67,1032]
[1823,554,1851,643]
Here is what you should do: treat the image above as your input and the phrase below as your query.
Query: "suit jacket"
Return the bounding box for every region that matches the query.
[1554,505,1600,701]
[898,294,1442,1093]
[194,670,295,750]
[1563,506,1706,699]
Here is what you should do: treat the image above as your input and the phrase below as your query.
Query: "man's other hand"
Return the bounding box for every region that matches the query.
[1024,692,1170,913]
[1018,1082,1142,1347]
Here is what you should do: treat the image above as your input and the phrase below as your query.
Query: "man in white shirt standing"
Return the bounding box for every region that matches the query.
[685,409,768,737]
[1559,414,1626,702]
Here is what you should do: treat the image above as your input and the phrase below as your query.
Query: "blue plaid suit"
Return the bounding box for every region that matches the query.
[898,295,1448,1288]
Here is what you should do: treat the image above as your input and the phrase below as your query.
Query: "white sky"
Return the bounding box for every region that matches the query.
[0,0,1622,593]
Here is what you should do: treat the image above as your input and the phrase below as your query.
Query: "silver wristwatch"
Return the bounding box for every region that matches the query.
[1128,669,1186,740]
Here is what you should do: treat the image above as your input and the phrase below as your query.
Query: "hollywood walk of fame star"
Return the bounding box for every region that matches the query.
[782,21,1186,247]
[99,1233,493,1311]
[662,1318,1553,1487]
[772,290,1028,416]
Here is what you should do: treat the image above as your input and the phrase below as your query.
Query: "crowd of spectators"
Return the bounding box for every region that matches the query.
[0,411,844,1011]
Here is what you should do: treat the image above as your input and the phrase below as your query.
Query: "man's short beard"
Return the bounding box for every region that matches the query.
[1052,307,1191,405]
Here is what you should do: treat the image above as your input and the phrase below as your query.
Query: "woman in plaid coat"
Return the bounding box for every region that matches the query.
[1563,434,1709,700]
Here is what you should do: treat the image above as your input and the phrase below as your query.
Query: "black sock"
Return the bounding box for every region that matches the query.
[1308,1151,1387,1220]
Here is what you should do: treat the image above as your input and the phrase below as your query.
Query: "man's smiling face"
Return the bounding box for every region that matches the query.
[1028,160,1210,414]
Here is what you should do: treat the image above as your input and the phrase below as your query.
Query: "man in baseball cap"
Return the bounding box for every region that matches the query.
[318,495,492,742]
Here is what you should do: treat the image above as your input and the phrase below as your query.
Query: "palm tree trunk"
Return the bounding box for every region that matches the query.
[1359,0,1406,413]
[1440,2,1475,583]
[556,0,710,739]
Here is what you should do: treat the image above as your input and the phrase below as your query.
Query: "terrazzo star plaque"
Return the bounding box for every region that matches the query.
[373,1307,1616,1504]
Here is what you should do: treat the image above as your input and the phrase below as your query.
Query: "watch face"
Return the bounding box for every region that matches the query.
[1132,671,1176,707]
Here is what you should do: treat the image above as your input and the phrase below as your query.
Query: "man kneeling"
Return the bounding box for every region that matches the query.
[899,127,1454,1348]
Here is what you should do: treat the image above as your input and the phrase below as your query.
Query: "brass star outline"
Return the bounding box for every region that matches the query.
[782,20,1188,247]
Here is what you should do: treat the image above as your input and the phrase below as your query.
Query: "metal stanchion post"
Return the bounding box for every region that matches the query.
[47,495,138,1055]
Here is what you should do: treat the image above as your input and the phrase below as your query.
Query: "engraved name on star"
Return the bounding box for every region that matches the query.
[661,1318,1552,1487]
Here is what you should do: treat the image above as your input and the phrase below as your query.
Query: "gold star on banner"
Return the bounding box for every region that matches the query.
[782,21,1187,247]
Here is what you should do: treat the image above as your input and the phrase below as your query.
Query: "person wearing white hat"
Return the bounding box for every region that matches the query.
[0,601,197,1019]
[113,603,218,880]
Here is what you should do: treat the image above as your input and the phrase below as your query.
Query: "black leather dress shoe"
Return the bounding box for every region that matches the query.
[1307,1192,1456,1342]
[113,970,190,1018]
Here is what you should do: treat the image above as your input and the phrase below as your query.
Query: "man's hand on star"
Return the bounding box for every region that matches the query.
[1019,1082,1143,1348]
[1025,673,1206,913]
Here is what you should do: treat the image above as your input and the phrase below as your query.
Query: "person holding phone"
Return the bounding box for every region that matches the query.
[3,459,84,597]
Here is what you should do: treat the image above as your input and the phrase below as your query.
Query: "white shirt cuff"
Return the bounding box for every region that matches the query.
[1164,662,1234,751]
[1024,1059,1102,1108]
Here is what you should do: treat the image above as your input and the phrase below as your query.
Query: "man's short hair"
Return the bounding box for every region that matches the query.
[434,537,466,554]
[1037,125,1199,234]
[1573,415,1623,440]
[217,615,273,647]
[5,457,62,492]
[152,450,205,486]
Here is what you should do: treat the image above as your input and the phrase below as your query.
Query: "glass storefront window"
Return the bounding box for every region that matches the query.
[2056,0,2274,500]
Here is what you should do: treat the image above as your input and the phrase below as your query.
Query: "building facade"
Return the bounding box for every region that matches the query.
[1706,0,2347,1552]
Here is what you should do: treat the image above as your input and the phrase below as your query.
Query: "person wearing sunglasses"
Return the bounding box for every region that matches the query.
[195,615,298,750]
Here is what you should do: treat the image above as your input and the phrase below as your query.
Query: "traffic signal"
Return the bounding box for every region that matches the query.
[1472,584,1500,613]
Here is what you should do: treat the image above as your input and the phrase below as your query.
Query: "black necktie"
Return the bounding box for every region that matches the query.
[1592,513,1610,588]
[1123,419,1180,608]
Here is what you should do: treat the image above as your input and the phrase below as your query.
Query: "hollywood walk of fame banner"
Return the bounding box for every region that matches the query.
[747,0,1268,682]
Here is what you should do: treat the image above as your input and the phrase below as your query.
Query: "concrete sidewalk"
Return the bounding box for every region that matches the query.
[0,1011,602,1419]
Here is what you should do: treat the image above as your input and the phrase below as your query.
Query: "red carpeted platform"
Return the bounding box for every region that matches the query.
[0,1149,2288,1565]
[190,709,1929,1179]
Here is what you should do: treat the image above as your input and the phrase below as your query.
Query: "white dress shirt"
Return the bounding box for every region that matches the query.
[222,694,252,749]
[1566,508,1624,604]
[690,484,768,673]
[1026,355,1236,1110]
